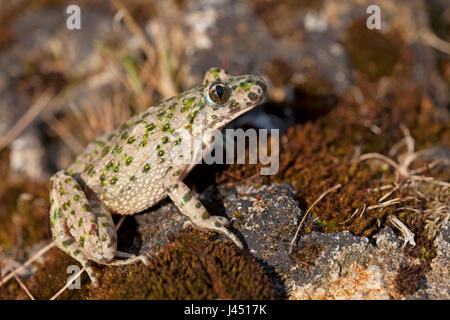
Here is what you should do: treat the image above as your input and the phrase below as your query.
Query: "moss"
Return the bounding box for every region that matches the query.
[245,0,324,39]
[291,242,324,267]
[0,180,49,250]
[394,263,429,296]
[343,19,410,81]
[83,229,277,299]
[6,247,89,300]
[12,228,278,300]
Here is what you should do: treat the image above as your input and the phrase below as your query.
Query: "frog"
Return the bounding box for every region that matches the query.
[49,67,267,286]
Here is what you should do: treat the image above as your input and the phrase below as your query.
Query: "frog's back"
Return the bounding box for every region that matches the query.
[69,86,204,214]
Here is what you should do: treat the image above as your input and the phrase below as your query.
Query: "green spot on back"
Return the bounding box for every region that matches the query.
[101,146,111,158]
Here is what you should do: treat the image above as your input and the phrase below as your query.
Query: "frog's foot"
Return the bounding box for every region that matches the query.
[108,252,149,266]
[53,234,99,287]
[183,217,243,249]
[166,179,243,249]
[49,170,119,287]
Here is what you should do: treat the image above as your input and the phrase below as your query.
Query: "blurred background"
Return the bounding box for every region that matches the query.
[0,0,449,299]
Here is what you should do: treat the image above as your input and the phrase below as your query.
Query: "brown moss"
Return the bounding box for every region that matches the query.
[11,247,90,300]
[0,180,49,251]
[291,242,324,267]
[245,0,323,39]
[83,228,277,299]
[343,19,411,82]
[394,263,429,296]
[12,228,277,300]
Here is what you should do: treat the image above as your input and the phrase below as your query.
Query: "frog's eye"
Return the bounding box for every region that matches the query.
[208,82,231,105]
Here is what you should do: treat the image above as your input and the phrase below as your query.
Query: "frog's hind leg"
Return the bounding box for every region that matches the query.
[165,179,243,249]
[49,170,118,287]
[49,195,99,285]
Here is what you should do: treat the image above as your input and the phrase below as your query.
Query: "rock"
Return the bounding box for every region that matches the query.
[133,182,449,299]
[133,183,301,294]
[288,228,408,299]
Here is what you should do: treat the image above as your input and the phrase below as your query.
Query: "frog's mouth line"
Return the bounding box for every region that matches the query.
[209,99,265,130]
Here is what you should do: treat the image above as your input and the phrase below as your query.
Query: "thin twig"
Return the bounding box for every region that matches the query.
[388,215,416,248]
[289,184,341,254]
[115,215,126,231]
[358,153,400,170]
[49,267,85,300]
[111,0,156,66]
[339,207,359,225]
[0,241,55,286]
[378,183,401,203]
[13,274,35,300]
[367,198,401,210]
[420,27,450,55]
[0,89,54,151]
[41,111,85,155]
[410,175,450,188]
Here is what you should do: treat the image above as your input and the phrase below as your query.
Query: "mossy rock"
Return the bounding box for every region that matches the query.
[13,228,278,300]
[84,229,278,299]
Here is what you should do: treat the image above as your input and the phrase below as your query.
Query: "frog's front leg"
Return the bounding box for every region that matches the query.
[164,178,243,249]
[49,170,147,287]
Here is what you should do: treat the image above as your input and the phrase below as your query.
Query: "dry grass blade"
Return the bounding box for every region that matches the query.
[357,152,400,170]
[388,215,416,247]
[410,175,450,188]
[367,198,401,210]
[13,273,35,300]
[420,27,450,55]
[42,111,85,155]
[0,89,54,151]
[111,0,156,66]
[50,267,85,300]
[288,184,342,254]
[0,241,55,286]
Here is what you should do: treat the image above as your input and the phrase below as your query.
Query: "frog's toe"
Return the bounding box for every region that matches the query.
[139,255,149,266]
[84,263,99,287]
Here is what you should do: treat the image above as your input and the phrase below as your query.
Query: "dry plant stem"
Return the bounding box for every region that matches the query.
[288,184,342,254]
[0,89,54,151]
[358,153,400,170]
[367,184,393,193]
[420,27,450,55]
[339,207,359,225]
[50,267,84,300]
[111,0,156,66]
[378,183,401,203]
[0,241,55,286]
[42,111,85,155]
[367,198,401,210]
[410,175,450,188]
[388,215,416,248]
[13,273,35,300]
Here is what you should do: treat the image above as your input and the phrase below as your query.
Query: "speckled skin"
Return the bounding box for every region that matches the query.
[49,68,267,286]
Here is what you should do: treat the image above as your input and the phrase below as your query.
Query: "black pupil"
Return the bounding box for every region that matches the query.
[215,85,224,99]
